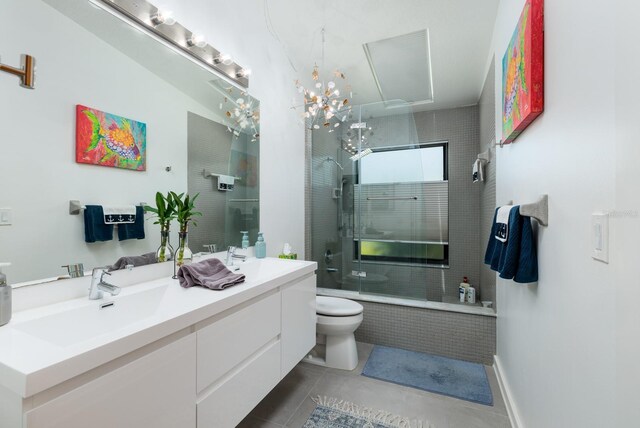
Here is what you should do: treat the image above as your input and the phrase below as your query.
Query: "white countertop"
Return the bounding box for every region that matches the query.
[0,256,316,398]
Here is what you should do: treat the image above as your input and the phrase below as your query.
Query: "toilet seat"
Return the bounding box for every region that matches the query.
[316,296,363,317]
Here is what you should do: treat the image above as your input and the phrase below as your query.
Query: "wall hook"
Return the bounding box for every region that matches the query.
[0,54,36,89]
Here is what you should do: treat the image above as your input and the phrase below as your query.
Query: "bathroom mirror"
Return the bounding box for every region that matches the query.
[0,0,260,283]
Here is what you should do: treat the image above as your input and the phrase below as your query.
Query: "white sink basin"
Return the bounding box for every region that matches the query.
[14,285,169,347]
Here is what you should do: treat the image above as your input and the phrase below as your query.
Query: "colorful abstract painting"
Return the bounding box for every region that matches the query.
[502,0,544,144]
[76,105,146,170]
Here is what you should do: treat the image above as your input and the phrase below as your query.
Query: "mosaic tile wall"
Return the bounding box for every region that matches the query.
[478,60,498,309]
[309,129,344,290]
[355,301,496,365]
[413,106,481,301]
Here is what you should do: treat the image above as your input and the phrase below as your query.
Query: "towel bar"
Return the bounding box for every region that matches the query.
[202,170,241,181]
[366,196,418,201]
[69,200,147,215]
[505,195,548,226]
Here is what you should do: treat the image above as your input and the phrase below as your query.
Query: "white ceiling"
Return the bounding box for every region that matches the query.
[266,0,500,112]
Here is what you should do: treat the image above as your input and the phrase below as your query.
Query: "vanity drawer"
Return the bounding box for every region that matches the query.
[197,340,281,428]
[24,334,196,428]
[196,291,280,393]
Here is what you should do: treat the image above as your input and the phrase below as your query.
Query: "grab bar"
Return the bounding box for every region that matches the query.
[366,196,417,201]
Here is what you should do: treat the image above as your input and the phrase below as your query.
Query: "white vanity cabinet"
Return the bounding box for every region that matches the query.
[196,290,282,427]
[281,274,317,377]
[24,333,197,428]
[0,263,317,428]
[196,275,317,427]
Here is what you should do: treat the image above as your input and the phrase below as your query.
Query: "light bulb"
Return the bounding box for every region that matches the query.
[187,34,207,48]
[214,53,233,65]
[150,9,176,26]
[236,68,251,78]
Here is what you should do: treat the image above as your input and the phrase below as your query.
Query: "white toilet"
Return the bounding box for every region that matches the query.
[306,296,364,370]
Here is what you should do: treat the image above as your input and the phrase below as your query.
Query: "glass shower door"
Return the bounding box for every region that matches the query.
[351,101,447,301]
[310,100,449,302]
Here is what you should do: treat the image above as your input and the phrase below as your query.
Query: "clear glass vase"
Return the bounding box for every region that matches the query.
[176,231,193,267]
[156,227,174,263]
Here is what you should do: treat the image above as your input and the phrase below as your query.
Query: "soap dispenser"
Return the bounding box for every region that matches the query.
[255,232,266,259]
[0,263,12,327]
[241,231,249,249]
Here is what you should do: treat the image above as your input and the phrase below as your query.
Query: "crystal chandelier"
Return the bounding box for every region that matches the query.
[295,28,352,131]
[220,90,260,142]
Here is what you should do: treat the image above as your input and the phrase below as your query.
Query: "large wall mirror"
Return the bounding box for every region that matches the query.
[0,0,260,283]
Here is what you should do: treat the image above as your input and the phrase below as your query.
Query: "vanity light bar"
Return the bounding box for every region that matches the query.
[89,0,250,88]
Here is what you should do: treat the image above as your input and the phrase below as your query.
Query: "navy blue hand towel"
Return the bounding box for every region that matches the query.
[84,205,113,243]
[484,206,538,283]
[118,206,145,241]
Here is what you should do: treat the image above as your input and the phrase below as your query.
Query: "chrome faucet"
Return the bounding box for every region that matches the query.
[89,268,121,300]
[226,246,247,266]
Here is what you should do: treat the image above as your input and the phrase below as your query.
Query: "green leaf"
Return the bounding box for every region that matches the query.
[144,206,159,215]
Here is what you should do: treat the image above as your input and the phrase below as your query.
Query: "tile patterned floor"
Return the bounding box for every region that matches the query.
[238,343,511,428]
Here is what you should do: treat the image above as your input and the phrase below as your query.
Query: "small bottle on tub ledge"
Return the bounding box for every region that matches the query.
[459,277,469,303]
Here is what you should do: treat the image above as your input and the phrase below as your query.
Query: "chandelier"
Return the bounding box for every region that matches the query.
[220,89,260,142]
[294,28,352,132]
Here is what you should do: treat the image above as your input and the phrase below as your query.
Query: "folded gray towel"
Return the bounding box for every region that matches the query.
[178,258,245,290]
[109,252,157,271]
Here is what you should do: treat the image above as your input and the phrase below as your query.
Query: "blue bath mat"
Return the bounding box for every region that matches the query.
[361,345,493,405]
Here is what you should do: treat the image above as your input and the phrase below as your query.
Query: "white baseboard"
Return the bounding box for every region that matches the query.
[493,355,525,428]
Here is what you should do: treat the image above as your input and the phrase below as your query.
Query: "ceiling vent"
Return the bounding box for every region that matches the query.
[363,29,434,107]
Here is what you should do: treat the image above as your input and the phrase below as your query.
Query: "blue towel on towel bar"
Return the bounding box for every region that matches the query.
[84,205,113,243]
[117,206,146,241]
[484,206,538,283]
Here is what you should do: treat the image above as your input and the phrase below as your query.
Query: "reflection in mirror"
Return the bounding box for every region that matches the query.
[187,110,260,252]
[0,0,260,284]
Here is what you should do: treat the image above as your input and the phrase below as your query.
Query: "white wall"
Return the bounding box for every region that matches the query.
[492,0,639,427]
[613,1,640,426]
[160,0,306,260]
[0,0,219,282]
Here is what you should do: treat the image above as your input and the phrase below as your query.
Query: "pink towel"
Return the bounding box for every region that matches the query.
[177,258,245,290]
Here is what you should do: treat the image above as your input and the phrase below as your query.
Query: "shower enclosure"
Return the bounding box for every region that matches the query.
[310,101,455,303]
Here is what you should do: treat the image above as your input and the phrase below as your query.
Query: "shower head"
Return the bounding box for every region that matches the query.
[325,156,344,170]
[349,148,373,161]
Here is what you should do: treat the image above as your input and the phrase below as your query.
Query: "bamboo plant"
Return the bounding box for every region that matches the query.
[170,191,202,266]
[144,191,179,262]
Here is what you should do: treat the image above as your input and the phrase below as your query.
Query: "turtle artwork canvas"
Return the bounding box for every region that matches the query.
[76,105,146,171]
[501,0,544,145]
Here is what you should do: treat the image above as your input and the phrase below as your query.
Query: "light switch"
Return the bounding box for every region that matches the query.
[0,208,12,226]
[592,213,609,263]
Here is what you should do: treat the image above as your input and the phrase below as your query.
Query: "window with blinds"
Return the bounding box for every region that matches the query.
[355,142,449,266]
